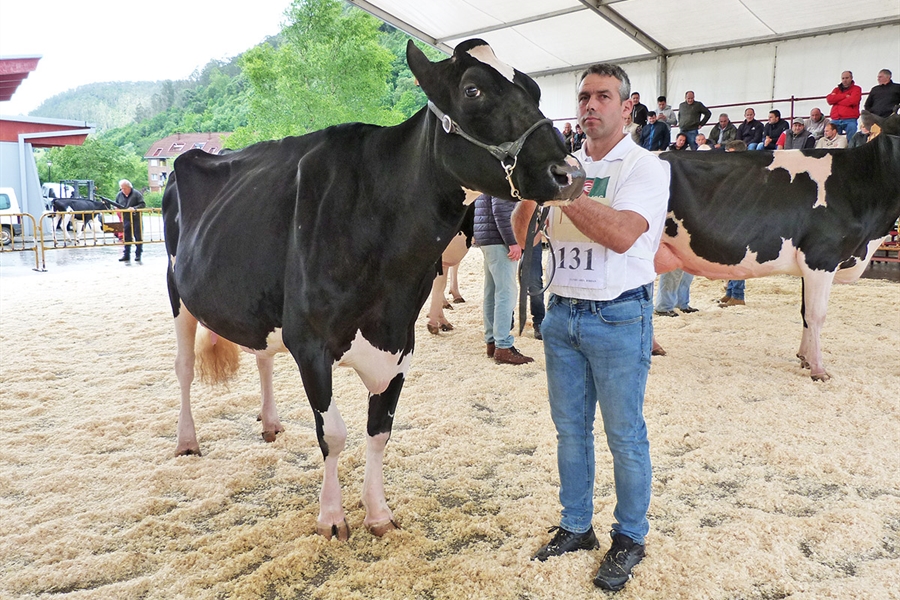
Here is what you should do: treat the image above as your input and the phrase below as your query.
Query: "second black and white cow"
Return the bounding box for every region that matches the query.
[656,114,900,380]
[163,39,584,540]
[48,197,112,245]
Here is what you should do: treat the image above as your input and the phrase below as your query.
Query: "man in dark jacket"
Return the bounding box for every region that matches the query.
[630,92,648,127]
[474,194,533,365]
[737,107,765,149]
[639,111,670,151]
[864,69,900,117]
[677,90,712,149]
[707,113,738,149]
[115,179,145,262]
[762,109,790,150]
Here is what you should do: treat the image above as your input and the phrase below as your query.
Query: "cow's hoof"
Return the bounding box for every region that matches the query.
[452,296,466,304]
[175,447,202,457]
[811,372,831,382]
[261,430,280,443]
[797,354,810,369]
[442,300,454,310]
[427,323,441,335]
[366,518,400,537]
[440,322,454,332]
[317,519,350,541]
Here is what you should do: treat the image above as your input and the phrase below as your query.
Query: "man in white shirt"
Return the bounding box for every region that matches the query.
[514,63,669,593]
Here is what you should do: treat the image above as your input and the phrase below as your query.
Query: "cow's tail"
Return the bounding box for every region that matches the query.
[195,326,241,385]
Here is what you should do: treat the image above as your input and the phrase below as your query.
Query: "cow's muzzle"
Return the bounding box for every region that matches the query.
[545,154,585,205]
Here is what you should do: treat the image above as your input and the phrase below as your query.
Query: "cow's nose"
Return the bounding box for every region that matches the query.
[549,155,586,201]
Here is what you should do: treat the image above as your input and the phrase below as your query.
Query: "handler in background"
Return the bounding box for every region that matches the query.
[513,63,669,592]
[116,179,145,263]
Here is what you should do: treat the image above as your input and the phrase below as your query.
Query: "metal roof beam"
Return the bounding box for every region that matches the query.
[346,0,453,55]
[435,7,588,44]
[578,0,666,56]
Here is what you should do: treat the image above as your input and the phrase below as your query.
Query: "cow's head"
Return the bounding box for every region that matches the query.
[407,39,584,204]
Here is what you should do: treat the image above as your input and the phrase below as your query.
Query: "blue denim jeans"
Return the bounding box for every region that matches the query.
[831,118,858,140]
[655,269,694,311]
[527,245,545,326]
[726,279,745,301]
[747,142,765,150]
[543,285,653,543]
[481,244,517,349]
[682,129,698,150]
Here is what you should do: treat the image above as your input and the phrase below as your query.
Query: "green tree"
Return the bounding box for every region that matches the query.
[43,138,147,197]
[227,0,403,147]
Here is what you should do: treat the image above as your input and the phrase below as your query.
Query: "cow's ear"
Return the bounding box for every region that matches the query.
[407,40,450,108]
[514,70,541,104]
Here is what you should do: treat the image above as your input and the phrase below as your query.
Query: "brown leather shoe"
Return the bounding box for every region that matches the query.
[719,297,746,307]
[494,346,534,365]
[486,342,495,358]
[718,295,731,303]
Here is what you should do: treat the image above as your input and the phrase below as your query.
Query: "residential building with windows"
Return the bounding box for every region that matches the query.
[143,132,229,192]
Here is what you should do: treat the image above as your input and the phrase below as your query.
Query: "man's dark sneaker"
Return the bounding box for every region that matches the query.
[135,257,142,263]
[118,256,130,262]
[679,306,698,313]
[593,533,645,591]
[494,346,534,365]
[486,342,495,358]
[534,323,542,341]
[654,310,678,317]
[532,526,599,561]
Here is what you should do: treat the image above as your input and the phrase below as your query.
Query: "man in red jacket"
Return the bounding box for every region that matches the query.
[826,70,861,140]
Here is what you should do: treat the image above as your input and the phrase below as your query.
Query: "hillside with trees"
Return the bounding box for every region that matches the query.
[36,0,443,199]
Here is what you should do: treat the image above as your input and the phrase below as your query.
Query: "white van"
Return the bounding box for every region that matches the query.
[41,182,74,208]
[0,187,23,245]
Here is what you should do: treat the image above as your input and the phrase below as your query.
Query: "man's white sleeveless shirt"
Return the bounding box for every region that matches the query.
[547,135,670,301]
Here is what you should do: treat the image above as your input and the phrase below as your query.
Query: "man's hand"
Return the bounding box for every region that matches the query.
[508,244,522,261]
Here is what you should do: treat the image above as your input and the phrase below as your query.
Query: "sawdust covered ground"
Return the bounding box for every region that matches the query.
[1,245,898,599]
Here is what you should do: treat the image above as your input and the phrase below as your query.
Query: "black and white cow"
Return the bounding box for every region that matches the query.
[655,114,900,380]
[48,197,112,245]
[162,39,584,540]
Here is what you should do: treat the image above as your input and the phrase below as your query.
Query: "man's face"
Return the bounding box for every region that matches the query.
[658,100,666,110]
[120,184,132,195]
[696,134,707,145]
[877,71,890,85]
[825,125,837,139]
[744,109,755,121]
[768,113,778,124]
[648,114,657,124]
[577,74,630,141]
[563,123,572,134]
[685,92,695,104]
[718,116,729,127]
[792,123,804,134]
[810,108,823,122]
[631,93,640,104]
[841,71,852,86]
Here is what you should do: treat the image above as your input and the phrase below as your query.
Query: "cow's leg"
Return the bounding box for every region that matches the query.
[797,272,835,381]
[255,353,284,442]
[362,373,403,536]
[73,218,85,245]
[292,344,350,540]
[448,264,464,302]
[51,214,62,245]
[426,269,453,334]
[60,212,73,244]
[174,307,202,455]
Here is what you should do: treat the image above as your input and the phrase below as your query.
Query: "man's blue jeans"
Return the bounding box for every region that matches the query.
[682,129,698,150]
[726,279,745,301]
[655,269,694,311]
[481,244,517,349]
[542,285,653,544]
[527,245,545,327]
[831,118,858,140]
[748,142,765,150]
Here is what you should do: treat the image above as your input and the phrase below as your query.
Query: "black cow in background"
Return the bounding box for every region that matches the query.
[162,39,584,540]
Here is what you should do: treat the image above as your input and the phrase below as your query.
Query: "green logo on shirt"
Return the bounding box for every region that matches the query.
[586,176,610,198]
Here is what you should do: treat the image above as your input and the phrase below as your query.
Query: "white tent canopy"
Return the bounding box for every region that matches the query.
[349,0,900,122]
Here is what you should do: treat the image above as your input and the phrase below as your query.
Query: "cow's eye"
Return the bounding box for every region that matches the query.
[464,85,480,98]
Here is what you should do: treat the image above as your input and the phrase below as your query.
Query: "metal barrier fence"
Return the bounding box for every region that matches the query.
[0,208,163,271]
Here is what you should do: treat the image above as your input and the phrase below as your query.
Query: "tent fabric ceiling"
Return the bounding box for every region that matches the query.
[348,0,900,77]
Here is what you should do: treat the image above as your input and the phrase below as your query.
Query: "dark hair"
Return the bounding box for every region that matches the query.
[725,140,747,151]
[579,64,630,101]
[657,95,666,103]
[770,109,781,119]
[647,111,657,117]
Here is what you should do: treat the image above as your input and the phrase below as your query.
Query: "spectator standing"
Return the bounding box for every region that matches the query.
[762,110,790,150]
[815,122,848,149]
[631,92,649,127]
[777,118,816,150]
[639,111,670,151]
[654,269,697,317]
[826,70,862,139]
[707,113,738,149]
[677,90,712,149]
[864,69,900,117]
[668,132,690,151]
[116,179,145,263]
[474,194,533,365]
[738,108,765,150]
[804,108,828,140]
[720,140,748,307]
[517,62,669,593]
[656,95,677,127]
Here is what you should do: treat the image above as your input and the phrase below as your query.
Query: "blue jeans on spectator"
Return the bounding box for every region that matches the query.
[747,142,765,150]
[481,244,517,349]
[831,118,858,141]
[543,286,653,543]
[527,245,545,328]
[682,129,698,150]
[655,269,694,311]
[726,279,745,301]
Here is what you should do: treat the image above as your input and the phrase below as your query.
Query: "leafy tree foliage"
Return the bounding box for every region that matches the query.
[42,139,147,197]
